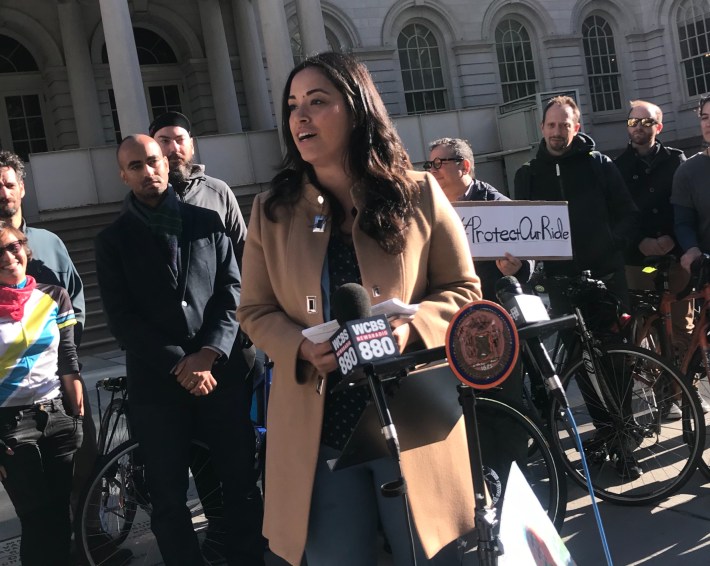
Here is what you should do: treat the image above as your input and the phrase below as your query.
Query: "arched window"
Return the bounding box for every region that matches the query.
[495,19,537,102]
[102,28,183,142]
[0,35,47,160]
[677,0,710,97]
[397,23,448,114]
[582,15,622,112]
[0,35,38,73]
[288,17,341,65]
[100,28,177,65]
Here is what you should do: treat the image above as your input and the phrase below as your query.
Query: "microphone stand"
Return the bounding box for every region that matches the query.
[363,362,418,566]
[458,384,502,566]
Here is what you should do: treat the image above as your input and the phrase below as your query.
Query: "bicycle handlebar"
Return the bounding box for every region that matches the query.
[96,376,127,392]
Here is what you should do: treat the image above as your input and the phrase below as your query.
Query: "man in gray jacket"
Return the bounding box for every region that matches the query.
[149,112,248,268]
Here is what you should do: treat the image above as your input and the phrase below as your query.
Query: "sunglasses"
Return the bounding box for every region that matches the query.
[0,239,26,255]
[627,117,659,128]
[423,157,463,171]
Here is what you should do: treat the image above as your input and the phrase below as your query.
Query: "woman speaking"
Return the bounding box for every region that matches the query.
[238,52,480,565]
[0,221,83,565]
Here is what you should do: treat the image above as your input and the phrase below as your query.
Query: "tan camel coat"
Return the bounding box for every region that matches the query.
[237,171,481,565]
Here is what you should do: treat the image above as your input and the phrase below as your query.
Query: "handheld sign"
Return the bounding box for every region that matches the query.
[453,200,572,260]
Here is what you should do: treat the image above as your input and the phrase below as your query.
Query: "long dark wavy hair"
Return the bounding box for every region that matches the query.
[264,52,419,255]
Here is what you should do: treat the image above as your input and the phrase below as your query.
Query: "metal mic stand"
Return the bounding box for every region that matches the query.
[363,363,418,566]
[458,384,503,566]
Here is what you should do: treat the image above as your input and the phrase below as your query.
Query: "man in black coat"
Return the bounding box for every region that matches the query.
[95,135,263,565]
[514,96,642,479]
[614,100,693,388]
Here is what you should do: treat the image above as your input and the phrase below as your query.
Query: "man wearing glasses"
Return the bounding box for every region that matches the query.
[426,137,533,302]
[615,101,692,411]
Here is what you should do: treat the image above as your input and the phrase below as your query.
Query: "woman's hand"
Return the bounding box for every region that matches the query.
[60,373,84,416]
[390,319,412,353]
[298,339,338,375]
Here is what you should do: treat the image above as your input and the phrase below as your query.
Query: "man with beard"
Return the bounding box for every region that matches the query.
[149,112,247,267]
[514,96,642,479]
[614,101,693,416]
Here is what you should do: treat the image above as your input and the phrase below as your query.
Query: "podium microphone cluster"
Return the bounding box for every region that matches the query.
[495,276,569,409]
[329,283,403,461]
[330,283,400,380]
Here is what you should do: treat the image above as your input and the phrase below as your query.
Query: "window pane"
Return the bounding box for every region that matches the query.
[397,24,448,114]
[678,2,710,98]
[495,19,537,102]
[0,35,38,73]
[5,94,47,157]
[582,16,622,111]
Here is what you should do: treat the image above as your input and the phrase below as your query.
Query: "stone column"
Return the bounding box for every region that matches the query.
[198,0,242,133]
[232,0,273,130]
[98,0,150,134]
[295,0,328,57]
[256,0,294,131]
[57,0,105,147]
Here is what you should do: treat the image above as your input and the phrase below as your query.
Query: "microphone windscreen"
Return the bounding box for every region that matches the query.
[331,283,372,325]
[495,275,523,303]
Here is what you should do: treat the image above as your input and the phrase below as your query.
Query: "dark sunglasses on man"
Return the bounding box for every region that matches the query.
[423,157,463,171]
[626,117,658,128]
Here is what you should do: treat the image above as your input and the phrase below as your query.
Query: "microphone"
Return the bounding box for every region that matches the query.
[495,276,569,409]
[329,283,400,380]
[495,276,549,326]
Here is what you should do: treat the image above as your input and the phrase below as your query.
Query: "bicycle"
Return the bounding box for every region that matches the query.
[628,253,710,479]
[76,369,269,566]
[525,271,705,505]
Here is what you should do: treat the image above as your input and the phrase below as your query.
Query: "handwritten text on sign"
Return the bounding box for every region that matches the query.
[452,200,573,260]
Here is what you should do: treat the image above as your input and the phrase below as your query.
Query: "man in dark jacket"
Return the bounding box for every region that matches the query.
[427,137,533,301]
[514,97,639,292]
[514,96,641,479]
[614,101,693,405]
[96,135,263,566]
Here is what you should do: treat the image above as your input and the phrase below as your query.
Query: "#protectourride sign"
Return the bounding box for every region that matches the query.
[453,200,573,260]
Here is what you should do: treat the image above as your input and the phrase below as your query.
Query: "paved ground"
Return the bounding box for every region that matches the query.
[2,351,710,565]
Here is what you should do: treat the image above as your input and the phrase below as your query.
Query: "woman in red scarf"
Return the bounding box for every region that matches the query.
[0,221,83,565]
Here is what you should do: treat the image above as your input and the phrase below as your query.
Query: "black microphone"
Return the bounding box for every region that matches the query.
[332,282,372,324]
[329,283,400,380]
[495,276,569,409]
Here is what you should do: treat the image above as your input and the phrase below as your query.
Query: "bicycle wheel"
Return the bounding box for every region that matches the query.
[550,345,704,505]
[684,349,710,480]
[476,397,567,531]
[97,398,130,456]
[76,439,215,566]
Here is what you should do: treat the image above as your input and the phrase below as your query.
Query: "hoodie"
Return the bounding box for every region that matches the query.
[514,133,639,277]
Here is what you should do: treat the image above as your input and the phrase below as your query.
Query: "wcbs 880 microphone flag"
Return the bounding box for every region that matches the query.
[329,283,400,378]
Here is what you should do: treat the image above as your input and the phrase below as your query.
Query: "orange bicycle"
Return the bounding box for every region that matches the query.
[628,254,710,478]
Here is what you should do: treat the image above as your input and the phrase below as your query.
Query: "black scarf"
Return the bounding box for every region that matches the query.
[127,186,183,276]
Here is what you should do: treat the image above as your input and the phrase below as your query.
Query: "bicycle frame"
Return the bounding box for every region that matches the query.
[631,261,710,377]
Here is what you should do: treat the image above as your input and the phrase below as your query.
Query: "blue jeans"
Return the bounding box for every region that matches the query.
[130,381,264,566]
[306,445,462,566]
[0,398,83,566]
